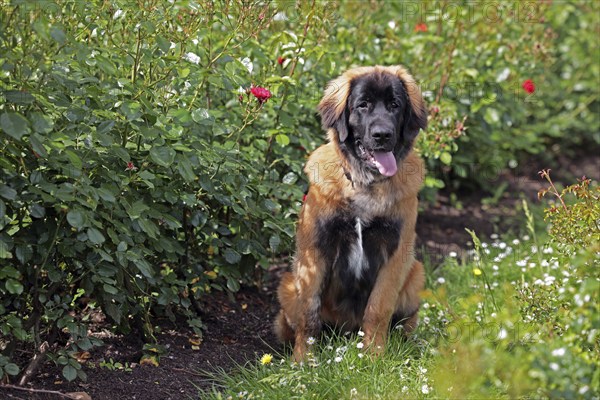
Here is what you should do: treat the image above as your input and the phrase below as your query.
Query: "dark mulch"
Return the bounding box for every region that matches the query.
[1,151,596,400]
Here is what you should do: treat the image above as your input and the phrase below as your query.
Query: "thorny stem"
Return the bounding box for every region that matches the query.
[539,169,568,211]
[435,21,463,104]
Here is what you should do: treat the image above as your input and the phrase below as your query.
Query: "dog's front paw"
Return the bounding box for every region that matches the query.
[293,342,308,363]
[362,331,386,357]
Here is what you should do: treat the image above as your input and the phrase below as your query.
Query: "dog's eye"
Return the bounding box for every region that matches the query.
[390,101,400,108]
[357,101,369,109]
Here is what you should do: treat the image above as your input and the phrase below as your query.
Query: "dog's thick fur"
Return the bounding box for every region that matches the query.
[275,65,427,362]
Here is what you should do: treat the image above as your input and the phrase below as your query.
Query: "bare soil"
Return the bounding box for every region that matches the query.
[1,151,597,400]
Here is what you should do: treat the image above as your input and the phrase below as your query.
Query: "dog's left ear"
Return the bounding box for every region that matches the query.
[394,67,428,141]
[318,75,352,143]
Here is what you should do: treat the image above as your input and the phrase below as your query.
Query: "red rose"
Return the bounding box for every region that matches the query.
[277,56,286,65]
[414,23,427,32]
[250,86,272,103]
[522,79,535,94]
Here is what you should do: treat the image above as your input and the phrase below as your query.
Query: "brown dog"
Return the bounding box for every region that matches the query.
[275,66,427,362]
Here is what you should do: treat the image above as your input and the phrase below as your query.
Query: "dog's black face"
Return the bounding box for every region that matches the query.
[334,72,425,179]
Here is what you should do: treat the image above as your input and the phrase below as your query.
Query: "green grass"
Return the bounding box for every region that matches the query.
[200,207,599,399]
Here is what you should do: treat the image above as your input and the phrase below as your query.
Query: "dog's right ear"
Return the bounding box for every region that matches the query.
[318,79,351,143]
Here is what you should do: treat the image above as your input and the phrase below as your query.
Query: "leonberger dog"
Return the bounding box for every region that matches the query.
[275,65,427,362]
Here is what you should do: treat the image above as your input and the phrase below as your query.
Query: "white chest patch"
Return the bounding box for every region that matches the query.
[347,217,368,279]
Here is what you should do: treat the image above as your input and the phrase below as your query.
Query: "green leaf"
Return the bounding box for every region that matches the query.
[50,26,66,44]
[62,365,77,382]
[5,279,24,295]
[1,112,30,140]
[30,134,48,157]
[87,228,105,245]
[191,108,211,124]
[4,363,19,376]
[440,152,452,165]
[30,112,54,134]
[0,240,11,259]
[150,146,176,167]
[226,277,240,292]
[137,218,159,239]
[177,156,196,182]
[30,204,45,218]
[67,209,86,229]
[103,284,119,295]
[97,187,116,202]
[65,150,83,172]
[15,245,33,264]
[126,200,149,219]
[0,184,17,200]
[3,90,34,105]
[276,134,290,146]
[97,120,115,135]
[134,258,154,278]
[156,35,171,53]
[224,248,241,264]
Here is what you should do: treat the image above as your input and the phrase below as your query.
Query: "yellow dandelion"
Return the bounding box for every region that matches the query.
[473,268,482,276]
[260,353,273,365]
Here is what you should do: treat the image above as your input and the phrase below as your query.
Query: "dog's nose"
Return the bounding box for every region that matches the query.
[372,131,392,142]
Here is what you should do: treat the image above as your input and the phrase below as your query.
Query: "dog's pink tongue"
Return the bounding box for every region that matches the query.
[373,151,398,176]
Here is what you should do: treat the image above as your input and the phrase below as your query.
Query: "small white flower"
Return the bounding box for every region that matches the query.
[481,242,488,248]
[449,251,457,258]
[543,247,554,254]
[512,239,520,245]
[401,386,408,393]
[273,11,288,21]
[523,235,530,241]
[423,317,430,325]
[306,337,316,345]
[499,242,507,249]
[550,362,559,371]
[419,366,428,374]
[552,348,566,357]
[357,329,365,337]
[387,20,396,30]
[240,57,253,73]
[492,265,499,271]
[516,260,527,267]
[579,386,589,395]
[357,352,364,359]
[113,9,125,19]
[334,356,343,363]
[497,328,508,339]
[437,277,446,284]
[350,388,358,396]
[421,384,430,394]
[184,52,201,64]
[491,233,499,239]
[356,342,364,349]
